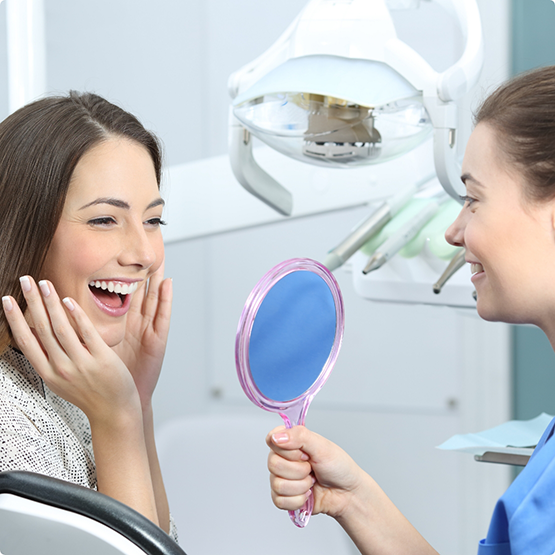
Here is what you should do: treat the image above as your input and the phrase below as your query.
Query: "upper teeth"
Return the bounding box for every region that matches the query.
[89,280,139,295]
[470,263,484,275]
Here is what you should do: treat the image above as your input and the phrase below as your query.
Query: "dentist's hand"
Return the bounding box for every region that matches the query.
[267,425,367,520]
[267,426,440,555]
[112,263,172,411]
[2,276,141,426]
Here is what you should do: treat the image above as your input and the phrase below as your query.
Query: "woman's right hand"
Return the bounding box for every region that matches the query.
[267,425,367,521]
[2,276,141,426]
[267,426,440,555]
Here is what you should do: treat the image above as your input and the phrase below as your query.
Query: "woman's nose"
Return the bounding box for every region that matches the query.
[120,224,157,269]
[445,208,467,248]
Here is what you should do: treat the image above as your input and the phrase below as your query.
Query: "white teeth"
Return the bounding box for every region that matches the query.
[470,263,484,275]
[89,281,139,295]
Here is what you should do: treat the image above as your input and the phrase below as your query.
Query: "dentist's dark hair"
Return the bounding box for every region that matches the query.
[0,91,163,352]
[475,65,555,202]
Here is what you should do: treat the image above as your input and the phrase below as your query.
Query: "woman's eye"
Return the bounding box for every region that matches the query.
[145,217,167,227]
[88,217,116,227]
[459,195,477,207]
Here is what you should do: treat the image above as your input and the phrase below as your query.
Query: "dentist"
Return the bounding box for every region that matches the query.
[267,65,555,554]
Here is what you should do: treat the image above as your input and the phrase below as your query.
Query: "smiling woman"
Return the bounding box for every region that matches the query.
[0,92,177,541]
[264,66,555,555]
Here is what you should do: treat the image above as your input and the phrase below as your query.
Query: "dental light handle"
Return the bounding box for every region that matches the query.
[324,183,417,271]
[436,0,484,102]
[229,112,293,216]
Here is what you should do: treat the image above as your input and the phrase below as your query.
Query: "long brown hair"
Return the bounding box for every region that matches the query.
[475,65,555,202]
[0,92,163,352]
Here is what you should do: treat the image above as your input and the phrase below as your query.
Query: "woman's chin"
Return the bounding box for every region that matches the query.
[97,326,126,348]
[476,297,532,325]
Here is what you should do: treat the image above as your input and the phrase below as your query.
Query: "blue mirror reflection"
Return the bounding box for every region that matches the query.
[248,270,337,402]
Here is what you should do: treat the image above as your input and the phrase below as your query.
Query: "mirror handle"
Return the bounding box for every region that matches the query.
[281,405,313,528]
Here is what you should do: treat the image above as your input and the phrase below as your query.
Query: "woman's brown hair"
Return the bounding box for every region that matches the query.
[475,65,555,202]
[0,92,163,352]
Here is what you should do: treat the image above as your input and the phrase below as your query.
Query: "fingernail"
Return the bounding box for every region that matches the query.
[272,432,289,444]
[19,276,31,292]
[2,296,13,312]
[300,452,310,461]
[38,280,50,297]
[306,489,313,500]
[63,297,75,311]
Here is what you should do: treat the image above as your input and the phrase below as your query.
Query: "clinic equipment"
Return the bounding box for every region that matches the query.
[433,248,466,294]
[324,183,417,271]
[363,196,446,274]
[235,258,344,527]
[324,173,436,271]
[0,471,185,555]
[228,0,484,215]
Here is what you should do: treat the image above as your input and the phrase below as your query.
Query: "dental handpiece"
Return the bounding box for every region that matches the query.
[362,197,445,274]
[323,184,419,272]
[433,248,466,294]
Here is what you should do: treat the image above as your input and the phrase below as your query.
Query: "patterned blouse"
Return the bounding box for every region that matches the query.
[0,346,178,541]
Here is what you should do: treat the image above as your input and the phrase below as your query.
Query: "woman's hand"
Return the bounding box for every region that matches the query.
[267,426,440,555]
[267,425,367,520]
[2,276,141,426]
[111,264,172,411]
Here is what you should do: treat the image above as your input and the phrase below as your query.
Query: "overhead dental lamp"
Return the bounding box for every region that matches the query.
[228,0,483,216]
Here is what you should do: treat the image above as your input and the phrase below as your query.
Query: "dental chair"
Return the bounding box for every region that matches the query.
[156,413,353,555]
[0,471,186,555]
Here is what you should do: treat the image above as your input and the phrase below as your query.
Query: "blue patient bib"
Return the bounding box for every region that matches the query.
[477,417,555,555]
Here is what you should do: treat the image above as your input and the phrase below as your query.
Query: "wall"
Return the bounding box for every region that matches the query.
[510,0,555,422]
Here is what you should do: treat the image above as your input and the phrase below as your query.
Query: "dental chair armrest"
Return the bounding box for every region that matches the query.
[0,471,186,555]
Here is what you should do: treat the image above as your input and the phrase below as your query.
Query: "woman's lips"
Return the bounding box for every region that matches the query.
[469,262,485,283]
[470,263,484,275]
[88,280,138,317]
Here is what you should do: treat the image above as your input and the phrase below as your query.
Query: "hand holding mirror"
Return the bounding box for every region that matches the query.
[235,258,344,527]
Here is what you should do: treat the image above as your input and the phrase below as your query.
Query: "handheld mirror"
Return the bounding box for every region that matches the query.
[235,258,344,527]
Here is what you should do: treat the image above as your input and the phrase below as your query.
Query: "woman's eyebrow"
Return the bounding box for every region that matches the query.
[79,197,165,210]
[460,172,484,188]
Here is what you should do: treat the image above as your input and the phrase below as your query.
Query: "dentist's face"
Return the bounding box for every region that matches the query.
[445,123,555,326]
[41,138,165,347]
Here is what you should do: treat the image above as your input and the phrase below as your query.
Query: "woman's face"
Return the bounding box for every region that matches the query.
[446,123,555,326]
[41,138,165,347]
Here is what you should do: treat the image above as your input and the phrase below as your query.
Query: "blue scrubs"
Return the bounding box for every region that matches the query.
[477,417,555,554]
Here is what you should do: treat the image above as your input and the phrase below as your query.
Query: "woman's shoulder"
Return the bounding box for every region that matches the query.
[0,347,45,395]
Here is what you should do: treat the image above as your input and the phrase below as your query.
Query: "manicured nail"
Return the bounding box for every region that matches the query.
[19,276,31,292]
[62,297,75,311]
[2,296,13,312]
[38,280,50,297]
[305,489,313,500]
[272,432,289,444]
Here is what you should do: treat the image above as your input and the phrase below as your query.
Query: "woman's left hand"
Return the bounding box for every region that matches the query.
[112,263,172,411]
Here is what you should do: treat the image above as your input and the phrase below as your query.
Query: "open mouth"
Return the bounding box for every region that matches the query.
[88,280,139,312]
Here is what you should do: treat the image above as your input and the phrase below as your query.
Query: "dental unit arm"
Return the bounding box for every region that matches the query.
[228,0,483,215]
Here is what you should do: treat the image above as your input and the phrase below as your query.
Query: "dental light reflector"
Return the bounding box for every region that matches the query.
[232,56,432,167]
[234,92,431,167]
